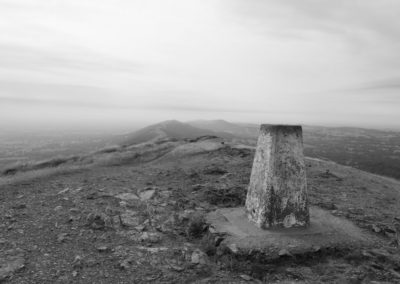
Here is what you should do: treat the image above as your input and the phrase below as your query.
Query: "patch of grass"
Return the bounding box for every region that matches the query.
[186,212,207,239]
[0,165,90,186]
[1,156,80,176]
[200,233,217,256]
[202,185,246,207]
[0,139,179,186]
[95,145,121,154]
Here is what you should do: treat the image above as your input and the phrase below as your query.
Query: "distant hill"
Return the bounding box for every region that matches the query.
[188,119,259,138]
[121,120,234,146]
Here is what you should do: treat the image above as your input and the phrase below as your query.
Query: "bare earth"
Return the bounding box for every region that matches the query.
[1,139,400,283]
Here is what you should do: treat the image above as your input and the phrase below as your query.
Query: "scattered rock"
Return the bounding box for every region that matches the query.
[203,166,228,175]
[72,255,83,269]
[54,206,63,211]
[139,189,156,201]
[86,212,112,230]
[227,243,238,254]
[160,216,176,233]
[368,248,391,258]
[390,269,400,279]
[69,208,80,213]
[0,249,25,282]
[134,225,146,232]
[119,258,132,270]
[57,233,69,243]
[96,246,110,253]
[278,249,293,257]
[312,245,321,252]
[116,193,139,201]
[240,274,252,281]
[348,208,364,215]
[169,263,185,272]
[192,184,204,191]
[58,188,70,195]
[191,249,208,265]
[177,210,195,222]
[371,224,382,233]
[12,204,26,210]
[120,211,140,227]
[136,246,168,253]
[139,232,162,243]
[383,226,396,234]
[188,171,200,179]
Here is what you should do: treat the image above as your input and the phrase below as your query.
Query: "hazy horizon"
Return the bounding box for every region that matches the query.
[1,0,400,132]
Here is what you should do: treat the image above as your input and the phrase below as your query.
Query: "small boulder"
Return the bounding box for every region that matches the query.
[240,274,252,281]
[191,249,208,265]
[57,233,69,243]
[86,213,112,230]
[371,224,381,233]
[116,193,139,201]
[72,255,83,269]
[139,189,156,201]
[12,204,26,210]
[120,211,140,227]
[192,184,204,191]
[96,246,110,253]
[278,249,293,257]
[139,232,162,243]
[0,249,25,282]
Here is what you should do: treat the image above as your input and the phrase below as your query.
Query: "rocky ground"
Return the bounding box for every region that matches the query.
[1,138,400,283]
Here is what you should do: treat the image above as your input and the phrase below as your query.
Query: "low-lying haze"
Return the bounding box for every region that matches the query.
[1,0,400,132]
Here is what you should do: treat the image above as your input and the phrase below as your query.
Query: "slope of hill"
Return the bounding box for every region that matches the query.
[188,119,259,138]
[0,137,400,283]
[190,120,400,180]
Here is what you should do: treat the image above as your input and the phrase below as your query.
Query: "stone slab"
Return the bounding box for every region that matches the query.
[207,206,381,259]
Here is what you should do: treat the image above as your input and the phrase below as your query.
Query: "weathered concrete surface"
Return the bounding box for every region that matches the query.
[207,207,381,260]
[246,125,309,229]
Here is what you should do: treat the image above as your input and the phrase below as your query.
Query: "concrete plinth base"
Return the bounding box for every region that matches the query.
[207,206,380,260]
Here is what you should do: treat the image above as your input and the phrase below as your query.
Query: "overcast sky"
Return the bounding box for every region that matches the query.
[1,0,399,132]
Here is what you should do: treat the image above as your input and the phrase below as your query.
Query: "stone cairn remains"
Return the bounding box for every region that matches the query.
[246,124,309,229]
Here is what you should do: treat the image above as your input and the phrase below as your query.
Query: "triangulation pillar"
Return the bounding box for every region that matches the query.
[245,124,309,229]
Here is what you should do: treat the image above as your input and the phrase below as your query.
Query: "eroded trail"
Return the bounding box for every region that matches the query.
[1,140,400,283]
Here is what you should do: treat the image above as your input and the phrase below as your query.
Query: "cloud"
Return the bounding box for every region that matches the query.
[0,43,142,74]
[354,78,400,91]
[225,0,400,41]
[0,0,399,129]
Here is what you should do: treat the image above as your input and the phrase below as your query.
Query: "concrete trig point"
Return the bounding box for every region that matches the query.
[206,124,378,259]
[246,125,309,229]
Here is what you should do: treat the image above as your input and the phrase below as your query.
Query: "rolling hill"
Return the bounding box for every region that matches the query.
[120,120,234,146]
